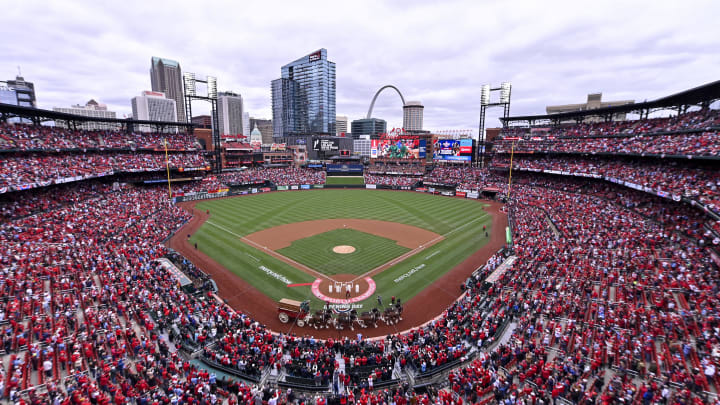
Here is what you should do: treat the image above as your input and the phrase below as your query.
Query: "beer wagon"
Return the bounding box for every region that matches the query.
[277,298,310,327]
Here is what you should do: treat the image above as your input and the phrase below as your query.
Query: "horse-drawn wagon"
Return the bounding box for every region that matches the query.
[277,298,310,327]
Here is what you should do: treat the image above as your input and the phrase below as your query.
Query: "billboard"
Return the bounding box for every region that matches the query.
[370,139,426,159]
[432,139,473,161]
[313,138,339,152]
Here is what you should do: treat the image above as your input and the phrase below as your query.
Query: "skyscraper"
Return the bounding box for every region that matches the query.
[403,101,424,131]
[216,91,244,136]
[271,49,336,138]
[150,57,186,123]
[242,111,250,139]
[131,91,177,132]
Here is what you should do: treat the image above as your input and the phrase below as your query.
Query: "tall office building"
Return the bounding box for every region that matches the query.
[403,101,424,131]
[216,91,244,136]
[150,56,185,123]
[336,115,348,136]
[131,91,177,132]
[242,112,250,139]
[53,99,117,130]
[271,49,336,138]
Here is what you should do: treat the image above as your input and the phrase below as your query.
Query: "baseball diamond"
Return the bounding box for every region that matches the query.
[169,189,506,338]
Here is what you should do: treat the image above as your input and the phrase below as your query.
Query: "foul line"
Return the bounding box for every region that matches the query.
[205,221,333,282]
[350,212,490,282]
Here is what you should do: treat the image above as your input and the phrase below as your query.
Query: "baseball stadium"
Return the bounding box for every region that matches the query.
[1,79,720,404]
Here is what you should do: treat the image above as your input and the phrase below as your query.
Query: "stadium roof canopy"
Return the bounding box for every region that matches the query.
[0,102,195,130]
[500,79,720,126]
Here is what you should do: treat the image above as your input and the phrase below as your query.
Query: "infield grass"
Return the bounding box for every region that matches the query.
[189,189,493,309]
[277,228,410,276]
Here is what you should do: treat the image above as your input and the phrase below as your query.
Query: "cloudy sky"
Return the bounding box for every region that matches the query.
[2,0,719,136]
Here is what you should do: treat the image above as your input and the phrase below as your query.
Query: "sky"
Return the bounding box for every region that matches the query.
[2,0,719,137]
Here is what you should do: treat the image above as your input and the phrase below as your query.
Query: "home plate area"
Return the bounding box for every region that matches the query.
[312,274,376,306]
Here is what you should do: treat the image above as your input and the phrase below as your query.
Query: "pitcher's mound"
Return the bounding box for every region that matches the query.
[333,245,356,254]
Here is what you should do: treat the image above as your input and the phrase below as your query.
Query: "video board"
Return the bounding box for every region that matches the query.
[370,139,426,159]
[432,138,473,161]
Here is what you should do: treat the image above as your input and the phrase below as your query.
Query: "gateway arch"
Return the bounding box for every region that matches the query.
[366,85,406,119]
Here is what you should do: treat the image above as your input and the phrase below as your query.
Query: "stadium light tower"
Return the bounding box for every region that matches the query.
[184,73,221,173]
[478,82,512,167]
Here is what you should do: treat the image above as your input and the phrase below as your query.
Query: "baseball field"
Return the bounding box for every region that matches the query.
[184,189,493,313]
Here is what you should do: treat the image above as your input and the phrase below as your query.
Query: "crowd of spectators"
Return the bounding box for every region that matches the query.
[0,123,200,151]
[494,155,720,214]
[499,109,720,140]
[219,168,326,186]
[365,164,425,176]
[0,169,719,403]
[463,178,720,404]
[423,166,507,191]
[496,129,720,156]
[0,152,209,190]
[0,181,113,222]
[494,131,720,157]
[363,175,419,187]
[3,116,720,403]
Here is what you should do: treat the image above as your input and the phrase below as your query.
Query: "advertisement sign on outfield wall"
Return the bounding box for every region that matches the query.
[277,186,289,191]
[366,184,377,189]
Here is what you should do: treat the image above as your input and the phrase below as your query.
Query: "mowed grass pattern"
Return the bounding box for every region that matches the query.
[277,229,410,276]
[190,190,493,308]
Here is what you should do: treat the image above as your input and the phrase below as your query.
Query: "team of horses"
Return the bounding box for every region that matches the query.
[303,303,404,330]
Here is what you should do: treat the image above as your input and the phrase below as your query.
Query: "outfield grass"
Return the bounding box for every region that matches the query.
[189,190,493,310]
[325,176,364,185]
[277,228,410,276]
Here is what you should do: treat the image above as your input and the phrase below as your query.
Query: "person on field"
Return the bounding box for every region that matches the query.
[377,295,382,307]
[345,284,351,299]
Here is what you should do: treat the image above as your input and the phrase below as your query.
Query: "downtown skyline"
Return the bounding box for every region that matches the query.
[1,0,719,136]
